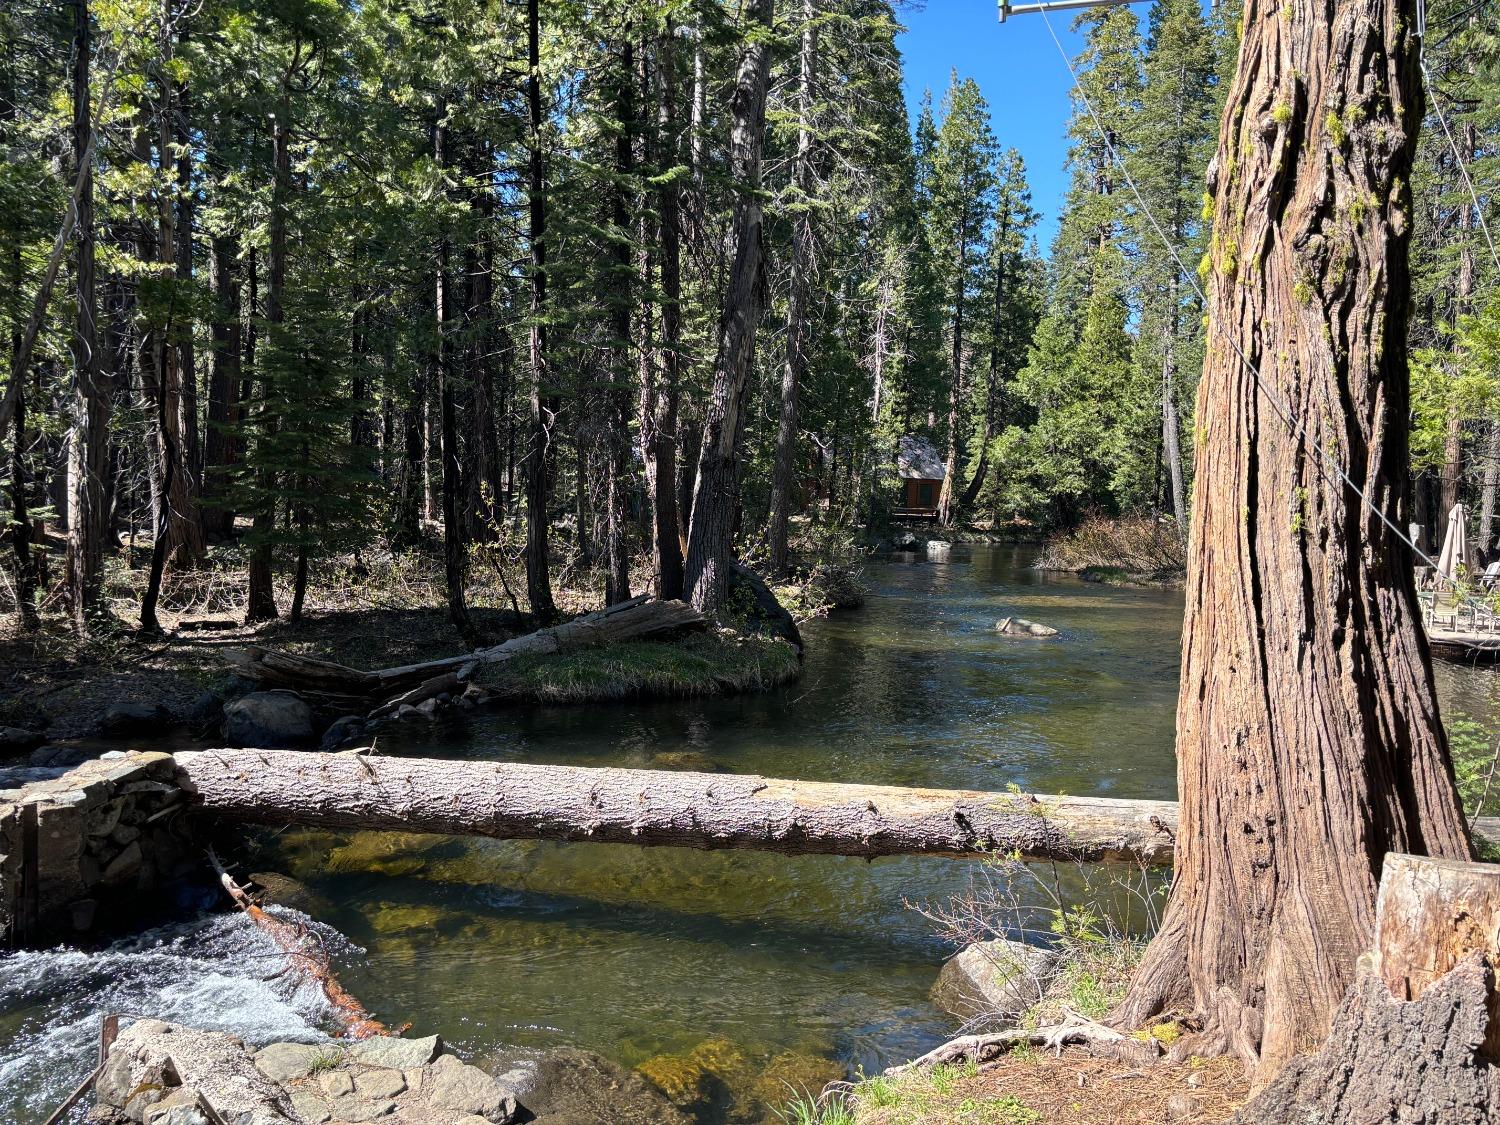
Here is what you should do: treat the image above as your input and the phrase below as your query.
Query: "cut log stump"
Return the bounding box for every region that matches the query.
[1233,853,1500,1123]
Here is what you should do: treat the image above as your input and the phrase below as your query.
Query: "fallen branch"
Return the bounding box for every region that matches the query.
[884,1009,1150,1076]
[210,852,393,1039]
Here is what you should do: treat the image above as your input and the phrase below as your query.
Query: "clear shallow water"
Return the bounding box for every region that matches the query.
[3,544,1496,1124]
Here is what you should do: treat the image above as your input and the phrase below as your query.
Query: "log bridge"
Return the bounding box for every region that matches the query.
[8,748,1500,947]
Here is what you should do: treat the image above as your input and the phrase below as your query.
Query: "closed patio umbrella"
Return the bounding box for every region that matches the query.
[1436,502,1473,585]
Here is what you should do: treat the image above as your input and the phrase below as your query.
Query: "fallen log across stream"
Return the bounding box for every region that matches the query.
[173,750,1500,866]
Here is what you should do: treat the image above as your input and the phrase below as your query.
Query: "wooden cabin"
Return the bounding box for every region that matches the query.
[894,435,945,519]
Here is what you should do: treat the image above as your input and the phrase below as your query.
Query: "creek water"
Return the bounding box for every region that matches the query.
[3,544,1498,1124]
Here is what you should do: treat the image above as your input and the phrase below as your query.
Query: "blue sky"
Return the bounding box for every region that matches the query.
[895,1,1095,250]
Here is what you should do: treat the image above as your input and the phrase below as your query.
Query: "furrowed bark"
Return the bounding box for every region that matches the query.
[1232,854,1500,1123]
[1111,0,1473,1083]
[175,749,1183,864]
[684,0,775,612]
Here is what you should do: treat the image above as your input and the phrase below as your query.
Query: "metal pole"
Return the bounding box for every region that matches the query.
[998,0,1137,23]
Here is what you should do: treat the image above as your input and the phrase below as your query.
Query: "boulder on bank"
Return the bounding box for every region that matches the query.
[101,702,169,736]
[930,939,1061,1025]
[0,725,44,754]
[223,690,315,748]
[994,616,1058,638]
[729,563,803,653]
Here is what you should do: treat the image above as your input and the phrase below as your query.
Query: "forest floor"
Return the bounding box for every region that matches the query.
[840,1049,1248,1125]
[0,531,834,740]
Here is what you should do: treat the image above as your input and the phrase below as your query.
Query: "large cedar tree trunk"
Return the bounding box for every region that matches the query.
[1111,0,1472,1083]
[683,0,774,612]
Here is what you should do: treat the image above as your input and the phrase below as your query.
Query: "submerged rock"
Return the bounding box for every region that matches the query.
[930,938,1061,1025]
[320,714,366,751]
[223,690,315,748]
[486,1046,689,1125]
[994,616,1059,638]
[651,750,727,773]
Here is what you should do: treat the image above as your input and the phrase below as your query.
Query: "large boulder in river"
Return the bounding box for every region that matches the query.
[995,616,1059,638]
[223,690,315,748]
[930,939,1061,1025]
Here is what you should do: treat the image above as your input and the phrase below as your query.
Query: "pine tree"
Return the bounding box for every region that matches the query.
[926,72,997,524]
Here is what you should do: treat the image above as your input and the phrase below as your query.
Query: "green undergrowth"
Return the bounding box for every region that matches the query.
[484,630,802,703]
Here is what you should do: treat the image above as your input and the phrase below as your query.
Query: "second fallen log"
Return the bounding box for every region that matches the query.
[173,749,1180,864]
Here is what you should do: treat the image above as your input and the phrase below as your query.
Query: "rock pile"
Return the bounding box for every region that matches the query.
[91,1021,520,1125]
[1,751,195,943]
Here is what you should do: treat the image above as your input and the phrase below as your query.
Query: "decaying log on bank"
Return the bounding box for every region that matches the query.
[1232,854,1500,1123]
[226,594,706,700]
[175,749,1181,864]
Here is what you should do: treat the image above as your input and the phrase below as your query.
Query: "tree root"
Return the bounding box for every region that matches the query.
[884,1009,1160,1076]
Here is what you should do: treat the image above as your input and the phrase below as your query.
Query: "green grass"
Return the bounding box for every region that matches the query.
[488,631,802,703]
[816,1064,1042,1125]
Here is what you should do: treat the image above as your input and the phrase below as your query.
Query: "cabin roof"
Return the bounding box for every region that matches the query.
[896,435,946,480]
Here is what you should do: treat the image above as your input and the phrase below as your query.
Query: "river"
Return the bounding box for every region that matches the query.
[3,544,1496,1123]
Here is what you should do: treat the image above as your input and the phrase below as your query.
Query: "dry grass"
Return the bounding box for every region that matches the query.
[845,1049,1247,1125]
[1036,516,1186,584]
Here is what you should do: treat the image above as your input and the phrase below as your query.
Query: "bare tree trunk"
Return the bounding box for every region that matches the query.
[1111,0,1472,1083]
[245,102,289,625]
[937,218,969,527]
[201,232,240,540]
[434,110,473,641]
[65,0,107,630]
[683,0,775,612]
[173,44,200,486]
[1479,420,1500,559]
[768,0,818,578]
[959,226,1009,513]
[604,38,635,606]
[651,31,686,600]
[524,0,557,623]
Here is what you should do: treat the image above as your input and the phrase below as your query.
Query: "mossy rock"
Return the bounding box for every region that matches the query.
[366,901,456,935]
[637,1037,760,1122]
[325,832,438,877]
[749,1050,843,1107]
[651,750,726,773]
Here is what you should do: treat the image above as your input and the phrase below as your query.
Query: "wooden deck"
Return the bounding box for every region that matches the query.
[1420,588,1500,663]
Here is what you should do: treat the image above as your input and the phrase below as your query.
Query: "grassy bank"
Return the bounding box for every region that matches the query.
[484,630,802,703]
[1037,516,1186,588]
